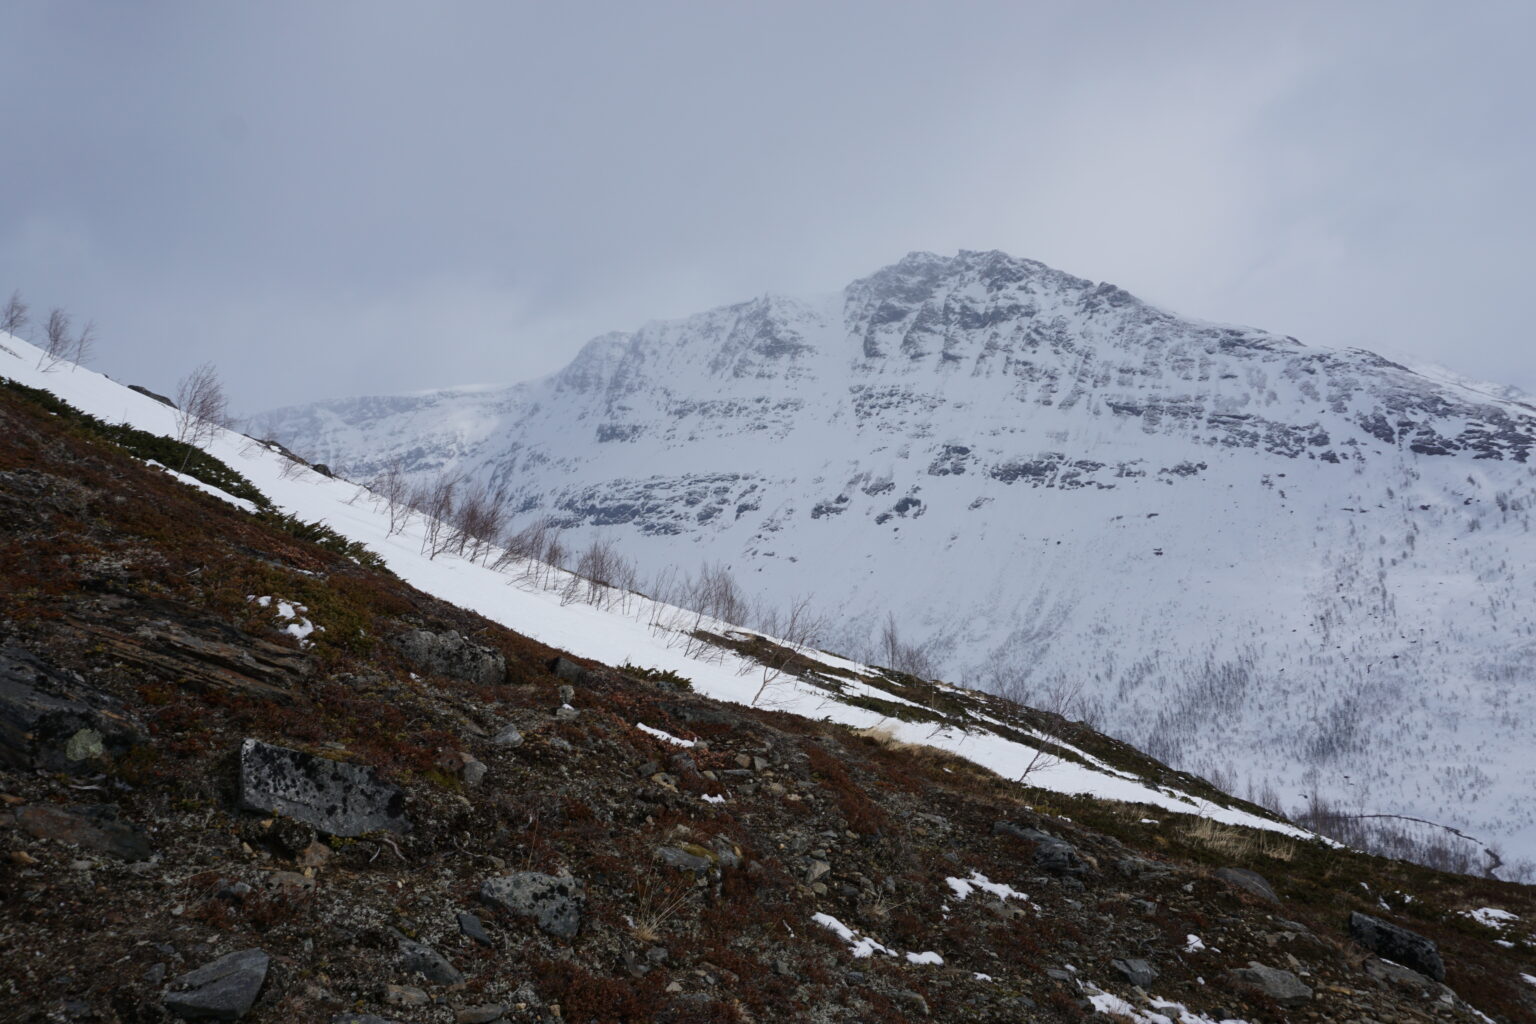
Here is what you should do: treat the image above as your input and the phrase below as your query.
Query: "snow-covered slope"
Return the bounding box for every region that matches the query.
[265,250,1536,871]
[0,331,1310,844]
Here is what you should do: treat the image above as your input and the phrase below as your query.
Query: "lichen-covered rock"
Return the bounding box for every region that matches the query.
[479,872,583,939]
[163,948,270,1020]
[1349,911,1445,982]
[0,645,142,771]
[237,738,410,837]
[393,629,505,686]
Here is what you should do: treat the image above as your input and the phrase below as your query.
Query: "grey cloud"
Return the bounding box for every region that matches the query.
[1,1,1532,413]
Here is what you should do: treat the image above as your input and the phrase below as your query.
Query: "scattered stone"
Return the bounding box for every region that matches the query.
[163,948,270,1020]
[480,872,583,939]
[1349,912,1445,982]
[491,725,523,747]
[656,845,715,872]
[1044,968,1080,993]
[383,984,430,1007]
[262,870,314,894]
[237,738,410,837]
[17,803,151,861]
[332,1015,403,1024]
[1226,962,1313,1007]
[1111,957,1158,988]
[297,841,333,869]
[393,630,506,686]
[462,758,488,786]
[144,963,168,986]
[64,728,104,761]
[456,1006,505,1024]
[1214,867,1279,903]
[398,936,464,986]
[458,912,493,947]
[269,816,317,856]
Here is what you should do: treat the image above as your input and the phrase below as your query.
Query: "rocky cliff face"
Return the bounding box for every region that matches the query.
[4,360,1536,1023]
[264,251,1536,869]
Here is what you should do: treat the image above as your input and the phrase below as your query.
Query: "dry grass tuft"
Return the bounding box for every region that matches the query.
[1184,816,1296,862]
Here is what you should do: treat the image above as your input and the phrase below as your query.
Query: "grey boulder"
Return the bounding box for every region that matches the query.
[993,821,1089,876]
[1226,962,1313,1007]
[1111,957,1158,988]
[1349,911,1445,982]
[1214,866,1279,904]
[163,948,270,1020]
[237,738,409,837]
[480,872,583,939]
[393,629,506,687]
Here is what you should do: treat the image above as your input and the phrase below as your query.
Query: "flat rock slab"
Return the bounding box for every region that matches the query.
[17,803,151,861]
[237,738,409,837]
[164,948,270,1020]
[1227,962,1312,1007]
[480,872,583,939]
[1349,912,1445,982]
[1215,866,1279,903]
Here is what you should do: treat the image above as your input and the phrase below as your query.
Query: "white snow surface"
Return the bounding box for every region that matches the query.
[635,723,696,748]
[1086,986,1252,1024]
[0,333,1311,837]
[1467,907,1518,928]
[258,250,1536,869]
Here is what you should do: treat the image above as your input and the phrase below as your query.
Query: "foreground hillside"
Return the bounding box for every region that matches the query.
[264,250,1536,870]
[3,362,1536,1020]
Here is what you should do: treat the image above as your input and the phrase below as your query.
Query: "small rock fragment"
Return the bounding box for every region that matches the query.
[398,936,464,986]
[383,984,430,1007]
[457,911,493,947]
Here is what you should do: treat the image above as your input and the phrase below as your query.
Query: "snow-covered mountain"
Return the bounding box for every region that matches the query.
[265,250,1536,870]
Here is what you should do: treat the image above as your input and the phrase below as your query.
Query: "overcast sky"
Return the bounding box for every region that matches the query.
[2,1,1533,414]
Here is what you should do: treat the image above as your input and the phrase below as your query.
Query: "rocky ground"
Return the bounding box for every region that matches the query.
[2,377,1535,1023]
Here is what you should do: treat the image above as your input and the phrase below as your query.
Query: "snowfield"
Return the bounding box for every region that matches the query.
[1,334,1316,840]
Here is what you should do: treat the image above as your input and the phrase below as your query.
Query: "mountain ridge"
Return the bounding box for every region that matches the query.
[263,250,1536,871]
